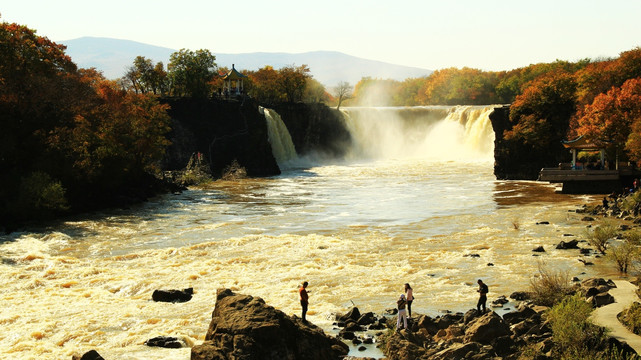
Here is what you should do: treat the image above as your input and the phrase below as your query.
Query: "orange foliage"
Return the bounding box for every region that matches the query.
[576,77,641,162]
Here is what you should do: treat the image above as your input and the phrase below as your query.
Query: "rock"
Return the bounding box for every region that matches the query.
[582,216,596,221]
[72,350,105,360]
[509,291,531,301]
[556,239,579,249]
[492,295,509,305]
[191,288,348,360]
[579,248,591,255]
[502,305,539,326]
[432,342,482,360]
[145,336,183,348]
[339,329,356,340]
[491,335,516,356]
[536,221,550,225]
[152,288,193,303]
[340,307,362,322]
[592,292,615,307]
[357,312,376,326]
[581,278,611,290]
[533,246,545,252]
[345,321,363,332]
[464,311,511,344]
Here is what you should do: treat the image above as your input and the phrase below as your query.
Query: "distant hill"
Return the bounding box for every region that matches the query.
[61,37,432,87]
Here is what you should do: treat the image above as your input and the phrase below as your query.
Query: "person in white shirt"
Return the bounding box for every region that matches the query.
[396,294,408,330]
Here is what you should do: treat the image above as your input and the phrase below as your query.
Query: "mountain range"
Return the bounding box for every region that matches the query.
[60,37,432,87]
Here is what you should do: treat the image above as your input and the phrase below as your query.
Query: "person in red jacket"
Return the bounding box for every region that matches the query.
[299,281,310,323]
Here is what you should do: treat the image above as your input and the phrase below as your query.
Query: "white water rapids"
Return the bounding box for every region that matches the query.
[0,106,605,359]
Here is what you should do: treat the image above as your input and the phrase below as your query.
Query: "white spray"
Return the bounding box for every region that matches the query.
[341,106,497,162]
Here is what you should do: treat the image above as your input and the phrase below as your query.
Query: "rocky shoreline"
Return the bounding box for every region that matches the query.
[72,276,637,360]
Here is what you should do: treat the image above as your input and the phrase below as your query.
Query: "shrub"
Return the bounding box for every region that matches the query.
[529,262,574,306]
[547,293,609,359]
[585,221,619,255]
[606,238,640,274]
[618,301,641,335]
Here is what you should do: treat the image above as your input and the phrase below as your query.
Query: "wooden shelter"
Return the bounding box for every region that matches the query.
[562,135,606,170]
[221,64,247,96]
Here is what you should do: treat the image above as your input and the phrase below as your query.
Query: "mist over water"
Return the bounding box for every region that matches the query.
[0,106,603,359]
[341,106,496,161]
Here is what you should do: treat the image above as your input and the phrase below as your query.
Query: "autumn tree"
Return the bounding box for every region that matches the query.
[304,78,329,103]
[0,20,79,220]
[576,77,641,163]
[278,64,311,103]
[333,81,352,109]
[246,65,282,104]
[504,71,577,150]
[0,19,172,227]
[168,48,217,98]
[421,67,500,105]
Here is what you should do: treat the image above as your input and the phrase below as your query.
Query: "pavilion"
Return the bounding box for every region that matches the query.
[221,64,247,96]
[561,135,606,170]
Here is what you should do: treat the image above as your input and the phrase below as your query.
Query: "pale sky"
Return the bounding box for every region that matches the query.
[2,0,641,71]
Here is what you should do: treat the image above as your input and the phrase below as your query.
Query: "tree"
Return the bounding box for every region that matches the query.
[504,71,577,150]
[333,81,352,110]
[584,221,618,255]
[246,65,282,104]
[168,48,217,97]
[304,78,329,103]
[278,64,311,103]
[576,78,641,162]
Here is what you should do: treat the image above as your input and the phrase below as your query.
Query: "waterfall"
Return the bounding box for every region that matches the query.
[340,106,497,161]
[261,107,298,169]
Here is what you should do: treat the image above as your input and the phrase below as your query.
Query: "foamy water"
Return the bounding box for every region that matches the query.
[0,161,604,359]
[0,106,606,359]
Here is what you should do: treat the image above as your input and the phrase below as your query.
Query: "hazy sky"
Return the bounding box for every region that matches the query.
[2,0,640,71]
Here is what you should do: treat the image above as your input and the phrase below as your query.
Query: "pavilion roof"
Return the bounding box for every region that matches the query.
[562,135,602,150]
[221,64,247,80]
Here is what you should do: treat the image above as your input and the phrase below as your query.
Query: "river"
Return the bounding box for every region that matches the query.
[0,106,605,359]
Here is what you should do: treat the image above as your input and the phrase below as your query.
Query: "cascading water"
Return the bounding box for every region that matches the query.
[261,107,298,169]
[340,105,497,161]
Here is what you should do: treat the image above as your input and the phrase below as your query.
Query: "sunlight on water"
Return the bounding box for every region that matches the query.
[0,106,604,359]
[0,161,602,359]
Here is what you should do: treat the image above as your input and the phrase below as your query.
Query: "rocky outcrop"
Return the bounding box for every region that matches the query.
[380,282,635,360]
[489,105,567,180]
[191,288,348,360]
[272,103,351,159]
[161,98,280,178]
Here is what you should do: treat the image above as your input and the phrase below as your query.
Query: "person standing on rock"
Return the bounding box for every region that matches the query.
[299,281,310,323]
[404,283,414,318]
[477,279,488,313]
[396,294,408,330]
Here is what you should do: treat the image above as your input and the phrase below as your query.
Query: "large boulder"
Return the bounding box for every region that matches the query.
[464,311,511,344]
[191,288,348,360]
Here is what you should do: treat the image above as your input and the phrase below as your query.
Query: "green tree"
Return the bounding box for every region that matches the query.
[168,48,217,97]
